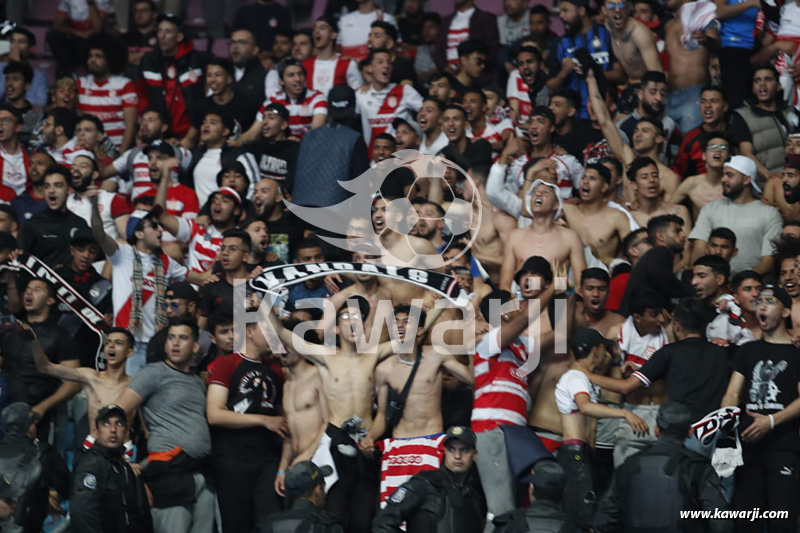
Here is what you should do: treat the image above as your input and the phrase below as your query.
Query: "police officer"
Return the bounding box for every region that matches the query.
[491,460,570,533]
[0,402,69,533]
[593,402,733,532]
[372,426,486,533]
[260,461,344,533]
[70,404,152,533]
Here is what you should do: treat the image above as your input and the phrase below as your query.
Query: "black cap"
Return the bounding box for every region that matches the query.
[569,328,615,358]
[1,402,40,432]
[328,84,356,120]
[656,401,692,433]
[443,426,476,448]
[216,161,250,188]
[514,256,553,285]
[96,404,127,424]
[285,461,333,496]
[70,229,105,260]
[157,13,185,32]
[143,139,182,160]
[166,281,198,303]
[263,102,290,123]
[519,459,565,491]
[0,231,16,252]
[762,284,793,309]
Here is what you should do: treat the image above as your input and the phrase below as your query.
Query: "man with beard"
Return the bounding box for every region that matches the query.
[77,33,138,152]
[619,215,691,316]
[616,71,675,162]
[550,88,602,162]
[546,0,625,119]
[730,64,800,189]
[100,108,191,200]
[251,103,298,192]
[561,164,631,266]
[18,166,90,267]
[673,86,730,178]
[429,72,458,105]
[721,285,800,532]
[690,156,782,275]
[229,29,267,101]
[185,111,258,208]
[242,218,283,269]
[587,71,679,198]
[669,133,729,220]
[253,177,298,263]
[507,46,549,125]
[764,154,800,221]
[67,152,132,241]
[603,0,662,84]
[11,150,52,224]
[0,104,30,195]
[411,200,447,251]
[303,16,363,97]
[417,97,449,156]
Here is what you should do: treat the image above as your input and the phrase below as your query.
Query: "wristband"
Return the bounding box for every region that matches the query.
[768,414,775,430]
[277,471,286,476]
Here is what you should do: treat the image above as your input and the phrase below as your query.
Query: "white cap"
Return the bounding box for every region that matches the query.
[724,155,761,193]
[525,179,563,221]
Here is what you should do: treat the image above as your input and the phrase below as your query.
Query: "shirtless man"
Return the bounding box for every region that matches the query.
[669,133,728,220]
[555,327,648,529]
[626,157,693,237]
[561,163,631,265]
[362,304,473,505]
[764,154,800,221]
[575,268,625,336]
[500,179,586,292]
[32,326,134,441]
[587,70,679,198]
[461,166,504,283]
[603,0,662,83]
[274,329,329,497]
[607,287,669,466]
[664,0,720,133]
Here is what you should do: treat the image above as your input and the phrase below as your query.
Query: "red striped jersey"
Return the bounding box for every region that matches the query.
[77,75,138,149]
[355,83,423,149]
[471,326,531,433]
[110,243,187,342]
[617,315,668,369]
[338,10,398,62]
[175,218,225,274]
[0,146,29,195]
[377,434,444,506]
[67,190,131,240]
[47,138,78,167]
[256,89,327,138]
[58,0,113,32]
[446,8,474,66]
[111,146,191,200]
[302,55,363,96]
[506,69,532,119]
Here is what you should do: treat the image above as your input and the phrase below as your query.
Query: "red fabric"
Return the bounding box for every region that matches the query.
[606,272,629,312]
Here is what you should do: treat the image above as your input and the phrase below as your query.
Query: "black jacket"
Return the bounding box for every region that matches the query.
[260,499,344,533]
[492,500,571,533]
[593,439,732,533]
[372,467,486,533]
[17,209,91,268]
[234,57,267,101]
[70,444,152,533]
[619,246,692,315]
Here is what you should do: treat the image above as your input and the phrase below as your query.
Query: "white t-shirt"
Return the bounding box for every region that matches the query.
[355,83,423,147]
[305,56,364,96]
[67,190,130,240]
[555,369,599,415]
[0,149,27,195]
[338,10,398,61]
[419,131,449,155]
[447,8,474,65]
[617,315,669,368]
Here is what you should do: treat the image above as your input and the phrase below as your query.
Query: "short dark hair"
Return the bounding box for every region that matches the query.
[531,4,550,16]
[78,113,105,134]
[693,254,731,283]
[422,12,442,25]
[26,277,57,299]
[701,132,733,151]
[9,27,36,47]
[222,228,252,251]
[366,47,391,65]
[581,267,610,285]
[647,214,683,243]
[393,304,427,331]
[277,57,305,79]
[3,61,33,84]
[629,288,664,315]
[462,88,487,104]
[371,20,398,42]
[636,116,665,137]
[599,156,623,178]
[429,70,456,87]
[168,317,199,341]
[709,227,737,247]
[443,103,467,118]
[45,108,78,138]
[457,39,489,58]
[640,70,667,87]
[134,0,157,10]
[0,204,17,225]
[208,310,234,335]
[551,88,580,110]
[530,105,555,124]
[106,327,135,349]
[293,237,324,260]
[700,84,728,102]
[672,298,715,335]
[627,156,658,182]
[752,63,779,81]
[517,45,543,64]
[207,56,234,78]
[622,228,649,260]
[585,163,611,184]
[43,164,71,184]
[338,295,371,321]
[730,270,762,293]
[374,132,397,145]
[274,28,296,40]
[422,97,446,114]
[479,290,514,327]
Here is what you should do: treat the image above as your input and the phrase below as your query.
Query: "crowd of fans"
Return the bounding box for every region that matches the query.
[0,0,798,531]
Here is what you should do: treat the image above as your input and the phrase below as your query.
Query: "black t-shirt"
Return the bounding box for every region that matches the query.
[252,139,299,194]
[635,337,730,423]
[191,90,262,136]
[266,210,303,263]
[553,119,603,163]
[1,318,78,405]
[733,340,800,450]
[398,17,424,46]
[207,352,284,456]
[390,56,417,85]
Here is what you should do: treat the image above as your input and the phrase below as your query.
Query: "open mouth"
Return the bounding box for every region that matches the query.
[757,312,769,327]
[703,109,714,120]
[533,197,544,206]
[418,116,428,128]
[374,217,385,230]
[529,131,540,143]
[24,296,33,307]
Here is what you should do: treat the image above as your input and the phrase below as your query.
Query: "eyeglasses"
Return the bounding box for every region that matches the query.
[339,312,361,320]
[0,116,18,124]
[605,2,627,9]
[753,297,778,306]
[161,302,183,310]
[631,237,651,247]
[707,144,729,151]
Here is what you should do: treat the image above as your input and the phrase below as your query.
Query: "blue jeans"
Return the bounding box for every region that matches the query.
[666,84,703,133]
[126,340,148,377]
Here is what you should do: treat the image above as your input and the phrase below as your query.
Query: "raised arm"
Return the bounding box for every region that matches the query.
[441,352,474,386]
[265,304,331,366]
[154,157,182,237]
[586,70,633,165]
[29,328,91,385]
[87,186,118,258]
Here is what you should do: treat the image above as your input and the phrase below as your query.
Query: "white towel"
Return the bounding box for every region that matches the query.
[681,1,719,49]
